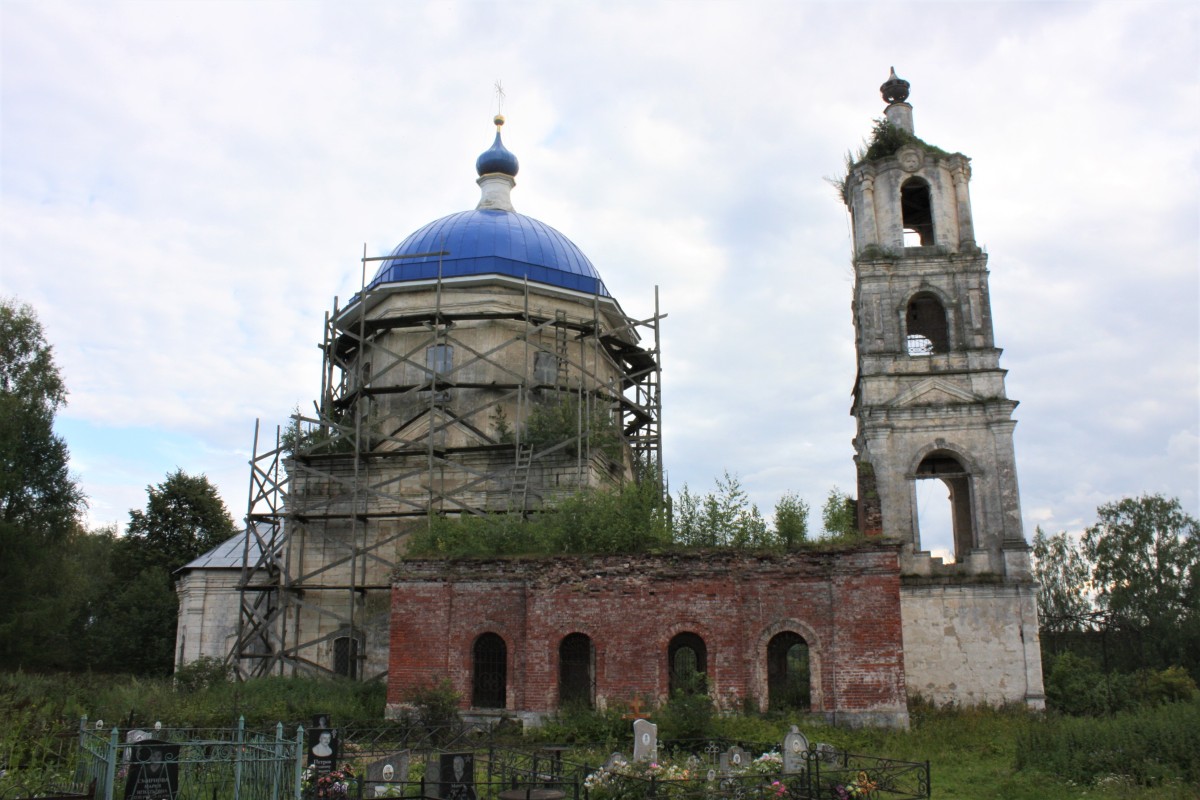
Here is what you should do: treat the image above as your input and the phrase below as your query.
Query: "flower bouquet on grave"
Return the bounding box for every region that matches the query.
[304,765,359,799]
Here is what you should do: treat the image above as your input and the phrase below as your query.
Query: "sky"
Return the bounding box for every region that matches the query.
[2,1,1197,554]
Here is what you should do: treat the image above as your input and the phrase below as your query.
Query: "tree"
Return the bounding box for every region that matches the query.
[671,472,768,548]
[773,492,810,547]
[121,469,238,579]
[0,298,86,668]
[820,487,857,538]
[1032,525,1094,633]
[1082,494,1199,672]
[95,470,238,675]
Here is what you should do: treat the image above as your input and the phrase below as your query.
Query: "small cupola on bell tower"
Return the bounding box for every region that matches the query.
[843,67,978,256]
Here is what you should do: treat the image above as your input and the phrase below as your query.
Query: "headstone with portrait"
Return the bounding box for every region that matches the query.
[430,753,475,800]
[367,752,410,798]
[307,728,340,776]
[632,719,657,763]
[782,727,808,774]
[719,746,749,775]
[123,740,180,800]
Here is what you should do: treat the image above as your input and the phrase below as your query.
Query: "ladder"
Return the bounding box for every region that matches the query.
[508,443,533,515]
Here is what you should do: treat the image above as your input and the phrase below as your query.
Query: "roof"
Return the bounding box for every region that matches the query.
[176,525,267,573]
[369,208,610,297]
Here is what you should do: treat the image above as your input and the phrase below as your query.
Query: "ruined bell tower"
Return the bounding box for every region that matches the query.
[843,70,1044,707]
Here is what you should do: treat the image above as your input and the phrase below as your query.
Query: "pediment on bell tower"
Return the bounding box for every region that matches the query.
[887,377,981,408]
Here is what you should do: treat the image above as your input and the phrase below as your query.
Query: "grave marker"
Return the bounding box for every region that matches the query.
[632,719,657,763]
[367,751,410,797]
[782,726,809,774]
[307,728,339,776]
[123,740,180,800]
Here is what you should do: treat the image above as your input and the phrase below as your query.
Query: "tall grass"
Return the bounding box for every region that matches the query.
[1016,699,1200,787]
[0,671,386,732]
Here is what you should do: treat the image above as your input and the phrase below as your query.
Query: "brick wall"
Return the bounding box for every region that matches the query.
[388,545,908,726]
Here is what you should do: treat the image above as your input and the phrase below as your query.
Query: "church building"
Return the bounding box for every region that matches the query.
[175,72,1043,723]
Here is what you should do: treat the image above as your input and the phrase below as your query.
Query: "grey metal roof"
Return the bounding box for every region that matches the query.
[177,523,270,572]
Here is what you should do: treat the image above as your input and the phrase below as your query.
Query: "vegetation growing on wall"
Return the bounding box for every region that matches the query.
[405,471,860,558]
[831,118,957,203]
[523,394,624,463]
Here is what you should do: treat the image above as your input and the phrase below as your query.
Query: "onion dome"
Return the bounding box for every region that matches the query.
[475,114,519,177]
[880,67,910,104]
[369,117,609,297]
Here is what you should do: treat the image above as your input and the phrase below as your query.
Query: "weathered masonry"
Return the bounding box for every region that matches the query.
[387,547,908,728]
[843,70,1045,708]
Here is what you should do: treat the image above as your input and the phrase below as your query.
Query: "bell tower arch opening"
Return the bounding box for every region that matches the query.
[905,291,949,355]
[901,177,934,246]
[913,451,975,563]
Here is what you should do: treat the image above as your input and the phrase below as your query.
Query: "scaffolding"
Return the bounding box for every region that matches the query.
[230,254,663,680]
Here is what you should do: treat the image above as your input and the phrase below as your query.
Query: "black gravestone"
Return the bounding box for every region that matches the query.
[439,753,475,800]
[307,729,340,776]
[123,740,180,800]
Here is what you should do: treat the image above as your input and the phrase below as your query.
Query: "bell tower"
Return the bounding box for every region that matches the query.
[843,70,1044,707]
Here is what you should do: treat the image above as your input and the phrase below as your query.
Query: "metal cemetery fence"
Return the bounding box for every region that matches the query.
[72,717,301,800]
[4,722,928,800]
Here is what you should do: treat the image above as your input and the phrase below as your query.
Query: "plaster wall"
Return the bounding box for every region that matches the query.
[900,580,1045,709]
[175,570,240,669]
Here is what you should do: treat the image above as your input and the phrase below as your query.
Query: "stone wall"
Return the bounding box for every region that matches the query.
[387,546,909,727]
[175,568,240,669]
[900,577,1045,709]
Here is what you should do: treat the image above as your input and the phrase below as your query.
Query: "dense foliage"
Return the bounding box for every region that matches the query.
[0,299,87,669]
[1033,494,1200,695]
[406,472,843,558]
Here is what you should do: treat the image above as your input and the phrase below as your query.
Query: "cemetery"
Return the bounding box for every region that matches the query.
[37,716,929,800]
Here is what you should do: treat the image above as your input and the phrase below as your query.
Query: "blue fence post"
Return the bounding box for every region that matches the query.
[294,726,306,800]
[234,716,246,800]
[271,722,285,800]
[104,727,119,800]
[74,717,88,788]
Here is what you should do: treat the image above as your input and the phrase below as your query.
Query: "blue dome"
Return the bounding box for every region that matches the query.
[370,209,610,297]
[476,131,519,177]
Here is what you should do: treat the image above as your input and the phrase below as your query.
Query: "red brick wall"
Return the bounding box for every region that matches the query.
[388,546,906,719]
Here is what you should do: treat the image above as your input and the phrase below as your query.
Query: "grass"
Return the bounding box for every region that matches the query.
[3,673,1197,800]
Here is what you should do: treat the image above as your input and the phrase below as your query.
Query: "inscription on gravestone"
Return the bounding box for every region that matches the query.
[123,740,180,800]
[632,719,657,763]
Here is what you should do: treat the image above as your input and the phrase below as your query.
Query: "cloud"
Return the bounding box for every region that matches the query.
[3,0,1196,539]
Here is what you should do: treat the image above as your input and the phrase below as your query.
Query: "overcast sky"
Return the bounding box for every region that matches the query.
[2,1,1197,553]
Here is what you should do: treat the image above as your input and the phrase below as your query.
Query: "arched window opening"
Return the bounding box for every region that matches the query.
[767,632,810,711]
[668,632,707,696]
[906,293,950,355]
[333,633,362,679]
[901,178,934,246]
[559,633,595,709]
[914,452,974,563]
[472,633,507,708]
